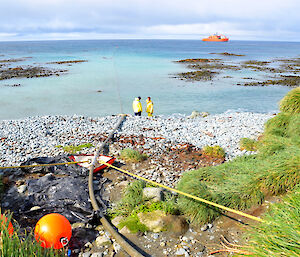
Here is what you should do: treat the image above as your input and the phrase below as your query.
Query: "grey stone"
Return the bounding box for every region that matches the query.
[17,185,27,194]
[91,253,103,257]
[111,216,124,228]
[138,210,166,232]
[119,226,131,235]
[113,242,121,253]
[94,235,112,247]
[143,187,163,202]
[175,248,190,257]
[79,252,91,257]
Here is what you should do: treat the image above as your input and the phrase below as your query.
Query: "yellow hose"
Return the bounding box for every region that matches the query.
[0,160,89,170]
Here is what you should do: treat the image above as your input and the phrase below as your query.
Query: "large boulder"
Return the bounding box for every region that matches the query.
[137,210,166,232]
[138,210,188,234]
[188,111,210,119]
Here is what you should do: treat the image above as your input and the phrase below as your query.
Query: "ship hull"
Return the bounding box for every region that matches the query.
[202,38,229,42]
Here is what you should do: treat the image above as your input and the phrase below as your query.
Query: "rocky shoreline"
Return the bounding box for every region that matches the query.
[0,112,273,256]
[0,112,272,167]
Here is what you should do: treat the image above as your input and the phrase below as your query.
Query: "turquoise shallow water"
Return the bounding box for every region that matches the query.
[0,40,298,120]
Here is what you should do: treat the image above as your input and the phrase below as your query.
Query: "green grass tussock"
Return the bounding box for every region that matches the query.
[0,212,65,257]
[242,185,300,257]
[120,148,147,162]
[176,88,300,224]
[258,151,300,195]
[264,112,291,137]
[279,86,300,114]
[202,145,225,158]
[287,114,300,141]
[177,155,265,224]
[239,138,258,151]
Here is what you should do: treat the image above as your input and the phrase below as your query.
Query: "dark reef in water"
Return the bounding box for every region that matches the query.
[0,66,67,81]
[47,60,88,65]
[174,56,300,86]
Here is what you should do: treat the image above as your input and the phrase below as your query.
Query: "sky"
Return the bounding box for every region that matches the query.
[0,0,300,42]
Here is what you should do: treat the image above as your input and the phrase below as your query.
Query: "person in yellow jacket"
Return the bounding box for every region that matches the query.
[146,97,154,117]
[132,96,142,116]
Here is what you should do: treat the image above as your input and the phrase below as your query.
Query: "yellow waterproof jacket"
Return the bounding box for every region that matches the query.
[146,100,153,114]
[132,98,142,112]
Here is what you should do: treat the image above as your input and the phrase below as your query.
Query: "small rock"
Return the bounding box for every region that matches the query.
[160,242,166,247]
[118,181,129,187]
[111,216,124,227]
[143,187,163,202]
[79,252,91,257]
[91,253,103,257]
[84,242,92,249]
[113,242,121,253]
[151,233,159,239]
[94,235,112,247]
[175,247,190,257]
[72,222,86,229]
[138,210,166,232]
[200,224,208,231]
[17,185,27,194]
[119,226,131,235]
[189,111,200,119]
[30,206,41,211]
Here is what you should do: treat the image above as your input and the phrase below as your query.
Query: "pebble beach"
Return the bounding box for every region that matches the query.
[0,112,273,168]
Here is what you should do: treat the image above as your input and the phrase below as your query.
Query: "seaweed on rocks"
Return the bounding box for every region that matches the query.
[176,58,221,63]
[176,70,218,81]
[187,63,240,71]
[3,83,21,87]
[47,60,88,64]
[242,60,270,66]
[210,52,245,56]
[243,75,300,87]
[0,66,67,80]
[0,58,27,63]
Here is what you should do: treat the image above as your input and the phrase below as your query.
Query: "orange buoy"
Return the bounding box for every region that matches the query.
[34,213,72,249]
[0,214,14,236]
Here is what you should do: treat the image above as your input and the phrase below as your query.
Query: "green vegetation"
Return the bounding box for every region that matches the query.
[108,181,179,233]
[120,148,147,162]
[279,87,300,114]
[56,143,94,154]
[118,214,148,233]
[241,185,300,257]
[0,212,65,257]
[239,138,258,151]
[176,89,300,224]
[202,145,226,158]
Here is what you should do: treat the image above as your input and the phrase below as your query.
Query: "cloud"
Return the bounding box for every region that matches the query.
[0,0,300,41]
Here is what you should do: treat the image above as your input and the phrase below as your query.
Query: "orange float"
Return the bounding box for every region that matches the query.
[34,213,72,249]
[0,214,14,236]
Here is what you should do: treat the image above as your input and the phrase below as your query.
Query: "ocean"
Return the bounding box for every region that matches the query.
[0,39,298,120]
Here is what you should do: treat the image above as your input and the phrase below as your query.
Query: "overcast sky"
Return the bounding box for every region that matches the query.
[0,0,299,41]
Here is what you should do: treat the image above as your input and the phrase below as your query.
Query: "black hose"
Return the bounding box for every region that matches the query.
[88,114,145,257]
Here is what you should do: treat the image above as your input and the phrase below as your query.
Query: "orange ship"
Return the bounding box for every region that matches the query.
[202,34,229,42]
